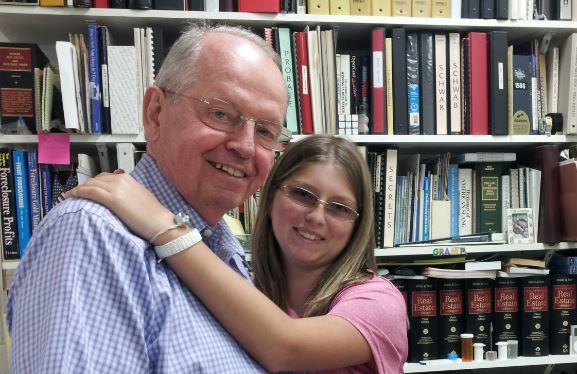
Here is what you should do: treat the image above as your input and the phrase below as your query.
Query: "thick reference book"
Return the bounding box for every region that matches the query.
[549,274,576,354]
[521,276,549,356]
[0,148,19,260]
[27,149,41,233]
[493,276,520,345]
[465,278,493,347]
[511,54,533,135]
[559,158,577,241]
[371,27,386,134]
[409,277,439,362]
[438,279,464,357]
[12,149,31,258]
[0,42,49,134]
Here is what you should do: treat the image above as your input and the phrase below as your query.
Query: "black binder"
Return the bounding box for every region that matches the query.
[419,32,435,135]
[488,31,509,135]
[392,28,408,135]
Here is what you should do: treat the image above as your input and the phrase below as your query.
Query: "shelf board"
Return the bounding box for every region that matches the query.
[404,355,577,372]
[1,260,18,270]
[1,5,576,48]
[0,133,146,144]
[375,242,577,257]
[292,134,577,151]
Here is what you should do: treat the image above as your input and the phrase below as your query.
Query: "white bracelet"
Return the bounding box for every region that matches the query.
[149,212,190,243]
[155,228,203,259]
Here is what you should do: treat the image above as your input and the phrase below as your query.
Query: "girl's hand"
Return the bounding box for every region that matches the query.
[63,172,176,242]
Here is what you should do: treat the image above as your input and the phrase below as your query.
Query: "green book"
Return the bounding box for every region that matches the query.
[475,162,505,233]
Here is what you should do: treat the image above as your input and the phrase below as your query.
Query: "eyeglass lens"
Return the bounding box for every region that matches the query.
[282,185,358,221]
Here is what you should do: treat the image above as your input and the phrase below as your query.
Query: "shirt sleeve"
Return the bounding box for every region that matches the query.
[327,277,408,374]
[7,202,155,373]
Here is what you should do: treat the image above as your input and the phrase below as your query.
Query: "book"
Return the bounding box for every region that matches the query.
[330,0,350,14]
[521,276,549,356]
[511,54,533,135]
[419,32,435,135]
[409,277,438,362]
[12,149,31,258]
[458,168,473,236]
[371,0,391,15]
[391,28,408,135]
[465,278,494,347]
[488,31,509,135]
[307,0,329,13]
[294,31,313,134]
[493,276,520,345]
[464,261,502,271]
[558,33,577,134]
[107,46,139,134]
[468,32,489,135]
[453,152,516,164]
[371,27,386,134]
[549,274,576,354]
[392,0,411,14]
[434,34,448,135]
[0,42,49,134]
[413,0,431,16]
[423,267,497,279]
[475,162,505,234]
[0,148,19,260]
[438,279,464,357]
[448,32,461,135]
[277,27,299,134]
[559,158,577,241]
[238,0,280,12]
[87,22,103,134]
[27,149,41,233]
[406,32,419,135]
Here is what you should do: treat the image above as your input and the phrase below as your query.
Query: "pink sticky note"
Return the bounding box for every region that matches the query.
[38,133,71,165]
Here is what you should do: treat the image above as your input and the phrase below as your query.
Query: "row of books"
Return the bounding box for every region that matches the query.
[274,25,577,137]
[0,22,163,135]
[388,274,576,362]
[0,143,141,261]
[13,0,577,22]
[368,150,529,248]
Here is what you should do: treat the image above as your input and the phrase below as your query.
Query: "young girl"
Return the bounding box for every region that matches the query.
[66,135,408,373]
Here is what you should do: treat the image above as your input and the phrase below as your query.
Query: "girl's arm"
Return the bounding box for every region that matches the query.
[65,173,372,372]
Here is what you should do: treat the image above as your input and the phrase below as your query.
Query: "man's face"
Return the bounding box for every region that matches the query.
[146,34,287,225]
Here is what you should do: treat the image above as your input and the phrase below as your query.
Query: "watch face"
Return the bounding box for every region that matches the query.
[175,212,191,226]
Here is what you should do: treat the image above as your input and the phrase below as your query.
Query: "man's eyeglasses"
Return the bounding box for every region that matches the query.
[279,185,359,222]
[163,89,292,151]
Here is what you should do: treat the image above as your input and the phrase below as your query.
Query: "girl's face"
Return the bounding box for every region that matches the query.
[270,162,358,273]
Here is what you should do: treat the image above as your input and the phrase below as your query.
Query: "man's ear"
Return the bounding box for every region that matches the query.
[143,85,164,142]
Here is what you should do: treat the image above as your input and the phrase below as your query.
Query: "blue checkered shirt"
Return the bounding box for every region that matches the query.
[7,154,266,373]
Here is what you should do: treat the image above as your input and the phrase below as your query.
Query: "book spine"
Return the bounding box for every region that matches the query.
[383,148,398,247]
[409,277,439,362]
[371,27,386,134]
[406,32,420,135]
[12,150,31,258]
[277,27,299,134]
[466,278,493,347]
[521,276,550,356]
[98,25,111,134]
[392,28,408,135]
[0,149,20,260]
[458,168,473,236]
[488,31,509,135]
[448,32,461,134]
[27,149,41,233]
[419,32,435,135]
[40,165,53,217]
[468,32,489,135]
[87,22,103,134]
[511,54,533,135]
[549,274,576,354]
[448,163,459,237]
[438,279,464,357]
[475,162,504,233]
[434,34,448,135]
[493,277,520,345]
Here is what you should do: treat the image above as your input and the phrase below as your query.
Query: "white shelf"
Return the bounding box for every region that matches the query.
[0,133,145,145]
[404,355,577,372]
[1,5,576,48]
[375,242,577,257]
[293,134,577,151]
[1,260,18,271]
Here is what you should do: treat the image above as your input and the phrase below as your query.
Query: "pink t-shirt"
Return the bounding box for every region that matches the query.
[288,276,408,374]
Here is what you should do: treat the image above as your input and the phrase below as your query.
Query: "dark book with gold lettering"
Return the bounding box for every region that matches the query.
[0,43,49,134]
[549,274,576,354]
[438,279,464,357]
[409,277,438,362]
[465,278,493,347]
[521,276,549,356]
[475,162,505,233]
[493,276,520,345]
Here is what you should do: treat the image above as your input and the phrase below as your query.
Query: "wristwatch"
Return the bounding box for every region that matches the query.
[153,212,203,259]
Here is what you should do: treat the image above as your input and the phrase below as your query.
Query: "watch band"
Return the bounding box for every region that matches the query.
[154,228,203,259]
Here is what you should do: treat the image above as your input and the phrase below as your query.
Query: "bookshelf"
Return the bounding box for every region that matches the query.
[2,4,577,373]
